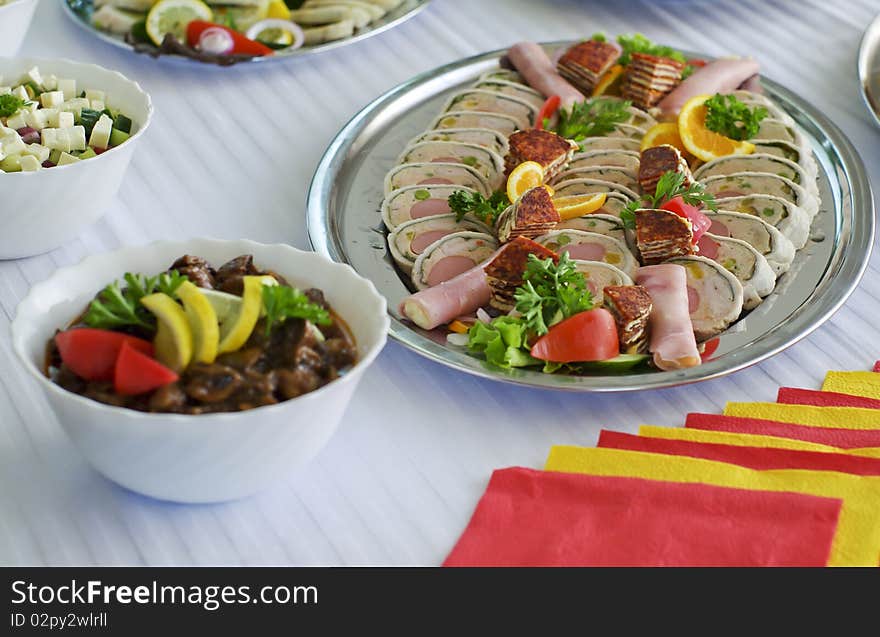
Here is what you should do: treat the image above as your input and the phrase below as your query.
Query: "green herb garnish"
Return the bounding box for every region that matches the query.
[514,253,594,336]
[616,33,687,67]
[262,285,331,337]
[622,170,718,228]
[0,94,28,118]
[467,316,537,369]
[704,93,768,141]
[554,97,632,142]
[83,271,186,331]
[448,189,509,224]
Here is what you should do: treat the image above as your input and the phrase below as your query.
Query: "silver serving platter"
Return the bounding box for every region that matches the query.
[307,43,874,392]
[858,12,880,128]
[62,0,432,64]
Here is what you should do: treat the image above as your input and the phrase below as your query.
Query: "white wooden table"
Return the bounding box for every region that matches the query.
[3,0,879,565]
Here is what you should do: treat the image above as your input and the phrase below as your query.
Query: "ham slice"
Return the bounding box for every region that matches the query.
[507,42,585,110]
[399,262,491,330]
[658,57,761,117]
[636,264,701,371]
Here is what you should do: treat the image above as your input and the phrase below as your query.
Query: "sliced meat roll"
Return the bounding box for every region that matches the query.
[705,210,795,276]
[622,105,658,130]
[605,122,648,140]
[472,80,546,110]
[479,69,526,84]
[752,118,808,147]
[551,166,641,193]
[411,231,499,290]
[389,214,493,274]
[442,90,537,130]
[665,255,745,341]
[571,261,634,300]
[382,184,476,230]
[578,136,641,153]
[693,154,818,198]
[432,111,522,136]
[696,233,776,310]
[568,150,641,172]
[385,162,490,196]
[701,172,818,220]
[753,140,818,181]
[556,213,627,244]
[534,230,639,279]
[397,142,505,189]
[714,194,812,250]
[411,128,509,156]
[551,178,640,202]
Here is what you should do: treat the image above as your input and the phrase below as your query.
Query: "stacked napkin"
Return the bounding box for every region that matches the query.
[445,362,880,567]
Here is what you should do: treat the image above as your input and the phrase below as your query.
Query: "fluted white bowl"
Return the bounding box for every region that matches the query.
[0,0,39,57]
[0,57,153,258]
[11,239,389,503]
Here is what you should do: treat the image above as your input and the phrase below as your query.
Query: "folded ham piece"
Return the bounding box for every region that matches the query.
[506,41,585,109]
[399,261,492,330]
[636,264,701,371]
[658,57,761,116]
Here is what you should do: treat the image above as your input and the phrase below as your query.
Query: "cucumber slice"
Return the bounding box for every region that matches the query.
[109,128,130,147]
[78,147,98,160]
[577,353,651,372]
[114,114,133,134]
[0,155,23,172]
[48,149,62,164]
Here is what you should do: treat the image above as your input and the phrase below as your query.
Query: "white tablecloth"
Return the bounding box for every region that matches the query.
[3,0,879,565]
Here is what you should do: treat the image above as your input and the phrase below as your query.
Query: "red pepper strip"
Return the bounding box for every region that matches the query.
[54,328,153,382]
[535,95,561,130]
[114,341,179,396]
[530,309,619,363]
[660,196,712,244]
[186,21,274,57]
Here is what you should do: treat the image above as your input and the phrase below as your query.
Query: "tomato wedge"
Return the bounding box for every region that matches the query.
[186,21,274,57]
[660,196,712,244]
[114,341,179,396]
[54,328,153,381]
[535,95,561,131]
[530,309,620,363]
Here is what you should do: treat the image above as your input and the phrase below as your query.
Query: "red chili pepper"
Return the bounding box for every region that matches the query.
[114,341,179,396]
[186,21,274,57]
[700,337,720,361]
[530,309,620,363]
[535,95,561,130]
[54,328,153,382]
[660,196,712,244]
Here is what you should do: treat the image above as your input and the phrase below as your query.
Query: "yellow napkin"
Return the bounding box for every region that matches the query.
[823,372,880,400]
[546,446,880,567]
[638,425,880,458]
[725,402,880,430]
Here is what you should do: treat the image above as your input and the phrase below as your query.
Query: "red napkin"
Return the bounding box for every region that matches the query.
[444,467,841,567]
[685,413,880,449]
[598,430,880,476]
[778,387,880,409]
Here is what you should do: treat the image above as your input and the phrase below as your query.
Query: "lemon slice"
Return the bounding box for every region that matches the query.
[141,293,193,373]
[267,0,291,20]
[506,161,545,202]
[553,193,607,220]
[177,281,219,365]
[199,288,243,325]
[592,64,624,97]
[217,275,277,354]
[146,0,213,47]
[678,94,755,163]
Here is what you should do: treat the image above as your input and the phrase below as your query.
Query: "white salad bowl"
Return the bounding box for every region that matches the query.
[11,239,390,503]
[0,0,39,57]
[0,57,153,259]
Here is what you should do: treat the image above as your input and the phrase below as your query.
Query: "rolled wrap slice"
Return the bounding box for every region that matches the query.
[432,111,522,137]
[705,210,795,276]
[442,90,537,131]
[752,140,818,181]
[572,261,633,300]
[577,137,641,153]
[396,142,505,189]
[658,57,761,116]
[556,213,627,244]
[410,231,499,291]
[549,177,639,202]
[410,128,509,156]
[701,172,818,220]
[382,184,476,230]
[480,69,526,84]
[551,165,640,192]
[506,41,585,109]
[472,80,547,110]
[636,264,701,371]
[384,162,490,196]
[535,229,639,280]
[752,118,809,148]
[696,233,776,310]
[388,214,493,274]
[568,150,641,172]
[665,255,744,342]
[693,154,818,199]
[714,195,811,250]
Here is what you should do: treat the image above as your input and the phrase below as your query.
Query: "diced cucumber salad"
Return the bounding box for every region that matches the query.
[0,66,135,173]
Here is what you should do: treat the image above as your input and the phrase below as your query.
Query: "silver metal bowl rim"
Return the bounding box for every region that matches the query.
[61,0,433,64]
[307,42,875,392]
[857,12,880,128]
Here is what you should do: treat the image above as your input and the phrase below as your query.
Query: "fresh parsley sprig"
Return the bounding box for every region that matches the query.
[621,171,718,229]
[554,97,633,143]
[0,94,30,118]
[262,285,331,337]
[83,271,187,331]
[514,253,593,336]
[704,93,768,141]
[448,189,509,224]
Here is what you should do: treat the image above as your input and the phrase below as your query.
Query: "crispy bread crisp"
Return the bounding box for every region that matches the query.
[495,186,561,243]
[484,236,559,311]
[603,285,653,353]
[639,144,693,194]
[557,40,621,93]
[506,129,577,180]
[620,53,685,110]
[635,208,694,265]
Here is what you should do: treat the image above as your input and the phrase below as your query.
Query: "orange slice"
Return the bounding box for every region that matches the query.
[678,94,755,162]
[506,161,545,202]
[641,122,686,153]
[552,193,607,220]
[592,64,625,97]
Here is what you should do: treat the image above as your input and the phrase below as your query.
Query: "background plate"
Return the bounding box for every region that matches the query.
[307,43,874,392]
[62,0,432,64]
[858,11,880,128]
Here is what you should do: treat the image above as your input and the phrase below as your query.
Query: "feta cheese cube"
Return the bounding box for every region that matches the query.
[41,128,71,153]
[61,97,90,117]
[20,154,41,172]
[24,143,50,162]
[90,100,106,112]
[6,112,27,130]
[3,136,27,156]
[25,109,47,131]
[26,67,43,88]
[22,101,38,114]
[43,74,58,91]
[56,111,75,129]
[68,126,87,152]
[57,152,81,166]
[88,114,113,150]
[0,148,5,162]
[12,85,29,102]
[85,89,106,102]
[0,87,10,96]
[57,78,76,100]
[41,91,65,108]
